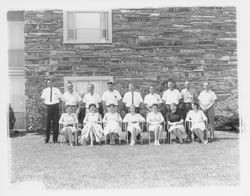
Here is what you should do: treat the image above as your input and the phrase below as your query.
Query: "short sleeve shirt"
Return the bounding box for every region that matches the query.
[82,93,101,108]
[41,87,62,105]
[102,90,122,106]
[198,90,217,108]
[61,91,81,106]
[162,89,181,105]
[144,93,163,107]
[122,91,143,107]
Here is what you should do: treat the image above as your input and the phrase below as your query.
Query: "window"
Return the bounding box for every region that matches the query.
[63,11,112,43]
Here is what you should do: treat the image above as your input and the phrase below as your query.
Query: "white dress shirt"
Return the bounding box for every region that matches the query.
[144,93,162,107]
[102,90,122,106]
[198,90,217,109]
[82,93,101,108]
[61,91,81,106]
[122,91,143,107]
[41,87,62,105]
[162,89,181,105]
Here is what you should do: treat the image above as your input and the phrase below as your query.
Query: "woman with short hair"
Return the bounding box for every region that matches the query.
[103,104,122,145]
[59,105,78,146]
[185,102,208,144]
[166,103,185,144]
[146,104,165,145]
[123,105,145,145]
[80,104,103,146]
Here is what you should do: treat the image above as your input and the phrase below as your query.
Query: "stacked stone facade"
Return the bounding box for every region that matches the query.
[24,7,237,130]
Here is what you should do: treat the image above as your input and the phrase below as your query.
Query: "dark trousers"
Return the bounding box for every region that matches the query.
[45,103,59,142]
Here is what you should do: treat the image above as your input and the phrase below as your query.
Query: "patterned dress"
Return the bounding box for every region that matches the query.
[80,112,103,142]
[166,111,185,133]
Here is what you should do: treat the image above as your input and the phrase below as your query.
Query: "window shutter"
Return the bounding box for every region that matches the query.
[67,12,76,40]
[100,11,109,40]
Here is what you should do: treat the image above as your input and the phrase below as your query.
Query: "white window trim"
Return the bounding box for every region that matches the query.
[64,76,113,92]
[63,10,112,44]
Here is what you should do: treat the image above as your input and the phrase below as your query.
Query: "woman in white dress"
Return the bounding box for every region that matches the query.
[146,104,165,145]
[123,105,145,145]
[185,102,208,144]
[80,104,103,146]
[59,106,78,146]
[103,104,122,145]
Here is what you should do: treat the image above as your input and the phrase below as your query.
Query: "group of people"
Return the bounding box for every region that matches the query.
[41,78,217,146]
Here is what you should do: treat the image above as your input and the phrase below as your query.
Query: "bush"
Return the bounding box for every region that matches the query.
[215,92,239,132]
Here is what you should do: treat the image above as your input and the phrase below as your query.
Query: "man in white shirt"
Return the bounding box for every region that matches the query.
[162,80,182,114]
[180,81,198,141]
[61,81,81,114]
[41,77,62,143]
[102,81,122,113]
[82,84,102,114]
[122,83,143,113]
[198,82,217,140]
[144,86,163,112]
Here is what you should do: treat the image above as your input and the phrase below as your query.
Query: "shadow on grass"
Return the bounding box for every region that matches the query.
[9,129,45,138]
[9,130,28,138]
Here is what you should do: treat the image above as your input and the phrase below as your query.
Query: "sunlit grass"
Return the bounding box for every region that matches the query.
[10,131,239,189]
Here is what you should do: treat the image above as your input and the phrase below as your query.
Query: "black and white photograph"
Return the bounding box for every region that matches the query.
[0,0,249,194]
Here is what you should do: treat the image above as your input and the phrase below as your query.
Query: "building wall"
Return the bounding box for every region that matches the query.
[24,7,237,129]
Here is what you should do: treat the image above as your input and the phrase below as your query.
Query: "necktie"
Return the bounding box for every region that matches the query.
[50,87,52,102]
[132,91,134,106]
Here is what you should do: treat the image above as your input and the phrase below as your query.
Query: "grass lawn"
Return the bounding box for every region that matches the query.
[9,131,239,189]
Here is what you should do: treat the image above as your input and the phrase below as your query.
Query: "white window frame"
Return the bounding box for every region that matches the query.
[63,10,112,44]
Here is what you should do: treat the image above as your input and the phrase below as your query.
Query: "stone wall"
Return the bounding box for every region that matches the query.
[24,7,237,130]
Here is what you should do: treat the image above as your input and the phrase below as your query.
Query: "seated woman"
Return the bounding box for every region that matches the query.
[59,105,78,146]
[146,104,165,145]
[185,102,208,144]
[103,104,122,145]
[166,103,185,144]
[123,105,145,146]
[80,104,103,146]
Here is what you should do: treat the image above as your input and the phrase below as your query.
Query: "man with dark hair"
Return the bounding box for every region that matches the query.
[41,77,62,143]
[198,82,217,140]
[101,81,122,113]
[122,83,143,114]
[181,81,198,141]
[61,81,81,114]
[162,79,182,114]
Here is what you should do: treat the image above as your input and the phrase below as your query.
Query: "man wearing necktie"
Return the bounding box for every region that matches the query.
[122,83,143,114]
[41,77,62,143]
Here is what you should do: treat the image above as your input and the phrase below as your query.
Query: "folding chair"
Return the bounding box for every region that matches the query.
[58,122,78,145]
[145,121,165,144]
[119,122,129,145]
[167,121,185,143]
[185,120,208,141]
